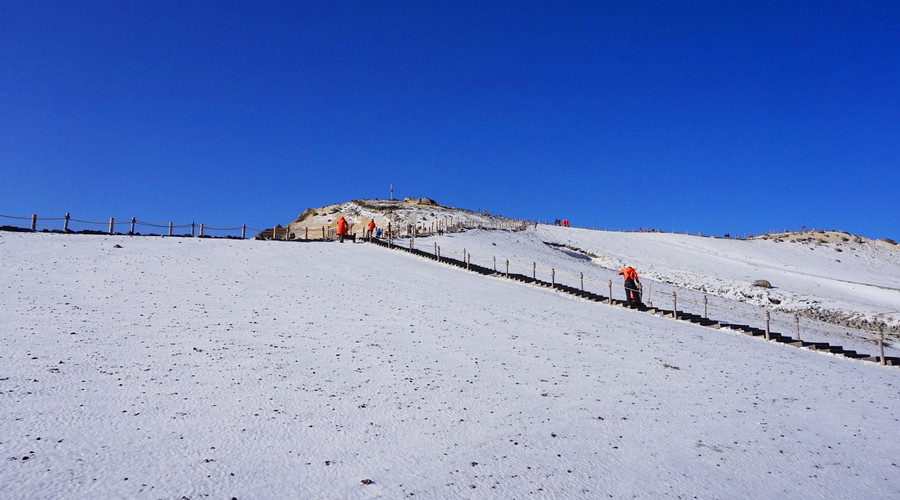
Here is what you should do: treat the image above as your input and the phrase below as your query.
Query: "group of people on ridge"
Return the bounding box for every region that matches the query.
[335,216,381,243]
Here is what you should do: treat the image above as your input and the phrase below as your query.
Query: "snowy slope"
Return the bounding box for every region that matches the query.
[429,225,900,332]
[1,231,898,499]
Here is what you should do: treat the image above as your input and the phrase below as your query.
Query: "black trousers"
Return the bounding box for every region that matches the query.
[624,279,641,305]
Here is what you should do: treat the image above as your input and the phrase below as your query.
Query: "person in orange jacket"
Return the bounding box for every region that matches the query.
[336,216,348,243]
[617,266,642,306]
[367,219,376,240]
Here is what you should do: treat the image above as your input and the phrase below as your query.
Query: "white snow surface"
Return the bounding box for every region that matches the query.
[1,229,899,499]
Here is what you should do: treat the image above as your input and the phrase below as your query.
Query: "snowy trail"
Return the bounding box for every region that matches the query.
[1,232,898,499]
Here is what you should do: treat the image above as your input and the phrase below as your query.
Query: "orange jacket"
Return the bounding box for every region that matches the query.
[617,266,639,283]
[337,217,347,235]
[368,220,375,231]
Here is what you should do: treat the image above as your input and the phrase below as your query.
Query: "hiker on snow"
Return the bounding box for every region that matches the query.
[367,219,376,240]
[337,216,348,243]
[617,266,642,306]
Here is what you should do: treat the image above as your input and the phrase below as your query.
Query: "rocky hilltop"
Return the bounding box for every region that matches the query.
[257,198,525,239]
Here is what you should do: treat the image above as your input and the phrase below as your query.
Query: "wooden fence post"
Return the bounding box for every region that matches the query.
[672,292,677,319]
[322,226,326,240]
[794,314,800,341]
[580,272,583,291]
[272,226,276,239]
[765,311,771,341]
[64,213,70,232]
[493,256,496,272]
[505,259,509,278]
[532,262,536,281]
[608,280,612,304]
[168,222,173,236]
[242,224,246,239]
[305,227,308,240]
[191,221,195,237]
[879,328,886,366]
[703,295,708,319]
[109,217,115,235]
[200,224,205,237]
[551,268,555,288]
[130,217,136,234]
[31,214,37,231]
[466,254,470,271]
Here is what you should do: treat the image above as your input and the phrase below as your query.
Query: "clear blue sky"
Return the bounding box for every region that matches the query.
[2,1,898,239]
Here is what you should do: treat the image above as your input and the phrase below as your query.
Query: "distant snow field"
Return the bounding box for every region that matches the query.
[1,229,898,499]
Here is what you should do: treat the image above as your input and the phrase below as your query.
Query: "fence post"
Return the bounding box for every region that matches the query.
[322,226,326,240]
[271,226,276,239]
[410,238,413,250]
[532,262,536,281]
[109,217,115,235]
[242,224,246,239]
[64,213,70,232]
[200,224,205,237]
[505,259,509,278]
[672,292,677,319]
[551,268,555,288]
[608,280,612,304]
[765,311,771,341]
[466,254,470,271]
[304,227,308,240]
[130,217,136,234]
[437,246,441,262]
[168,222,173,236]
[191,221,195,237]
[493,256,496,272]
[434,242,437,258]
[794,314,800,341]
[580,272,583,291]
[31,214,37,231]
[879,328,886,366]
[703,295,708,319]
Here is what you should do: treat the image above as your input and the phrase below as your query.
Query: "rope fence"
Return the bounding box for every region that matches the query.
[382,237,897,367]
[1,213,267,239]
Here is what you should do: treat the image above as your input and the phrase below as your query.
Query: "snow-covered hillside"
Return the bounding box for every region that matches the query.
[434,225,900,335]
[268,198,523,239]
[1,230,898,499]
